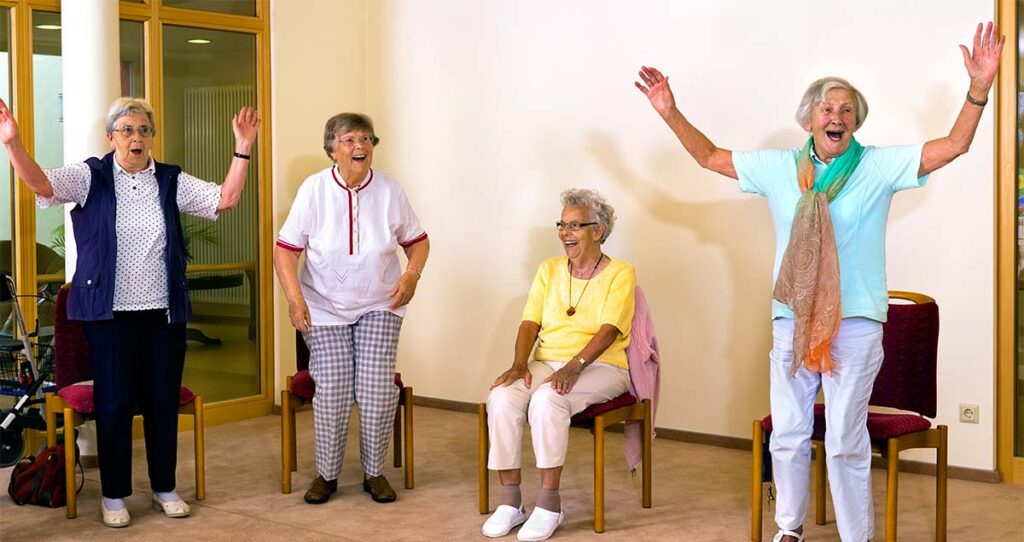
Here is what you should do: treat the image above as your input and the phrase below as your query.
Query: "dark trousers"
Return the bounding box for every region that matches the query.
[83,310,186,498]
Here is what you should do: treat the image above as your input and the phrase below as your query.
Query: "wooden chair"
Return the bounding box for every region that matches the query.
[280,330,414,493]
[43,285,205,519]
[478,394,652,533]
[751,291,946,541]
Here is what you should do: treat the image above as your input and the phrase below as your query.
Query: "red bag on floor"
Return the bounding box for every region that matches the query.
[7,444,67,507]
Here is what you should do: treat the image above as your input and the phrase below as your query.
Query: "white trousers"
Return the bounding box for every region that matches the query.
[769,317,884,542]
[486,361,630,470]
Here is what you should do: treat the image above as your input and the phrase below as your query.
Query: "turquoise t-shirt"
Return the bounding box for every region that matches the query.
[733,144,929,322]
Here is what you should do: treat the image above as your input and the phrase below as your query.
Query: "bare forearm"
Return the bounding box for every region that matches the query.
[402,238,429,277]
[216,140,254,212]
[3,138,53,198]
[919,87,987,176]
[662,108,737,179]
[273,246,305,304]
[573,324,620,366]
[512,321,540,368]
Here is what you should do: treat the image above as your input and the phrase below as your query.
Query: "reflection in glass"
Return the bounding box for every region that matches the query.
[0,8,14,342]
[1016,0,1024,456]
[163,25,259,402]
[32,11,63,336]
[163,0,255,17]
[120,20,144,98]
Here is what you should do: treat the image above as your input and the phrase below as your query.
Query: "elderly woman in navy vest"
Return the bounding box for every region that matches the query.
[0,97,259,528]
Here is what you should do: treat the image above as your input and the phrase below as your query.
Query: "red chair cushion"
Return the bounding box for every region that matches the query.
[289,370,405,402]
[57,383,196,415]
[761,403,932,442]
[570,392,637,425]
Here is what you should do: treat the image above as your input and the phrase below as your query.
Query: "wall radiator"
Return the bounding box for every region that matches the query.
[182,84,257,306]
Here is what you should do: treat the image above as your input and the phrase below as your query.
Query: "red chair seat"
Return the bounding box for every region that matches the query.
[289,369,405,402]
[57,383,196,415]
[571,393,637,425]
[760,403,932,442]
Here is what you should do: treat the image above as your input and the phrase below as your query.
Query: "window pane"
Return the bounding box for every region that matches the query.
[162,0,255,17]
[32,11,63,335]
[163,25,259,402]
[1016,0,1024,457]
[0,7,14,342]
[120,20,144,98]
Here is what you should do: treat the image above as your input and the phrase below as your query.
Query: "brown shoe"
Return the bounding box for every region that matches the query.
[362,474,397,503]
[304,475,337,504]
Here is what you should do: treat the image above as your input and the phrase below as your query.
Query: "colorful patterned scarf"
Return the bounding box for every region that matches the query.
[773,136,864,376]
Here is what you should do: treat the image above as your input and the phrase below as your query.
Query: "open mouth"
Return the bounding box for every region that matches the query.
[825,130,844,142]
[353,153,367,162]
[130,149,144,156]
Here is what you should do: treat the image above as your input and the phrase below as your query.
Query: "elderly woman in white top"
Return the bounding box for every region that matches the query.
[0,97,259,527]
[274,112,429,506]
[635,22,1002,542]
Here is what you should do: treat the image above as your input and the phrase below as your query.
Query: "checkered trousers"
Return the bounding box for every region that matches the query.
[305,310,403,479]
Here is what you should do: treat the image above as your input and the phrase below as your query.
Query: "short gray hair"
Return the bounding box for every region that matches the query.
[794,77,868,130]
[323,113,380,160]
[105,97,156,135]
[560,188,616,244]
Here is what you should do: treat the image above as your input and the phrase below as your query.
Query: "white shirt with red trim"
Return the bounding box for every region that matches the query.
[276,166,427,325]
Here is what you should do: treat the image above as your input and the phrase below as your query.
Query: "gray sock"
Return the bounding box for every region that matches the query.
[535,488,561,512]
[500,484,522,508]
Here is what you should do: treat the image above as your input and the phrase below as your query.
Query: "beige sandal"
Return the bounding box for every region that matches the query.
[772,530,806,542]
[100,501,131,528]
[152,495,191,518]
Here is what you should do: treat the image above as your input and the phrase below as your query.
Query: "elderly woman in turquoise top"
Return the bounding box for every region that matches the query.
[635,22,1003,542]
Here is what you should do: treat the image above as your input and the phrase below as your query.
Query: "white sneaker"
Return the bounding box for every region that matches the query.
[516,506,563,542]
[482,504,528,537]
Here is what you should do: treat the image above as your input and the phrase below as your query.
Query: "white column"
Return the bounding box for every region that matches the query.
[60,0,120,460]
[60,0,120,279]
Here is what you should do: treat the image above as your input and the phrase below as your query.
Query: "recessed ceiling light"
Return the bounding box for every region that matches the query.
[187,39,212,45]
[35,24,61,30]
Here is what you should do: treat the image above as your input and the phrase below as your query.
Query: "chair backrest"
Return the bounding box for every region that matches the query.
[870,291,939,418]
[54,285,93,389]
[295,329,310,372]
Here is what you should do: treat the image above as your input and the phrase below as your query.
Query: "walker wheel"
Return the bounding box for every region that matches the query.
[0,427,25,467]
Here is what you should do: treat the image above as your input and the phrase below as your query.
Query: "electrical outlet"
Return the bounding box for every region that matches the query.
[959,403,980,424]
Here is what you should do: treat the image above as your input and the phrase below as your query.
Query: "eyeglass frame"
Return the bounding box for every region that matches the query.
[110,124,155,138]
[555,220,600,232]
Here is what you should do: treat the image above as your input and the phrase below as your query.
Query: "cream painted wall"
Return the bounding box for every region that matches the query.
[272,0,999,471]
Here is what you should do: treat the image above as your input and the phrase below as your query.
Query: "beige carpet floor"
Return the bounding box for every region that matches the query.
[1,406,1022,541]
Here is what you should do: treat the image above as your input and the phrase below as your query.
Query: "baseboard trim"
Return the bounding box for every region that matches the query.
[410,395,1002,483]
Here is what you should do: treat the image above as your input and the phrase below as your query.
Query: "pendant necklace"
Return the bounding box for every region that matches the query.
[567,254,604,317]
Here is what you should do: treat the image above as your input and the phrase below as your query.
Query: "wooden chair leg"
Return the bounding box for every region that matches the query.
[751,420,764,542]
[63,407,77,519]
[281,389,293,494]
[936,426,948,542]
[289,402,298,472]
[478,403,490,514]
[403,387,414,489]
[45,393,58,448]
[393,395,403,468]
[885,438,901,542]
[193,395,205,501]
[593,415,606,534]
[641,400,652,508]
[814,441,826,525]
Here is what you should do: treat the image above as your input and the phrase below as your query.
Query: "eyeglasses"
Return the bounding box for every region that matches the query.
[111,125,154,138]
[335,135,375,148]
[555,221,598,232]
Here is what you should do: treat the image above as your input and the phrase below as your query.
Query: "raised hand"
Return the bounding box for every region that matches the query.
[959,21,1004,95]
[232,106,260,147]
[0,98,21,146]
[634,66,677,119]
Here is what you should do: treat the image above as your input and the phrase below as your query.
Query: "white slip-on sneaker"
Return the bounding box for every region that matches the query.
[152,495,191,518]
[100,501,131,528]
[516,506,564,542]
[482,504,528,537]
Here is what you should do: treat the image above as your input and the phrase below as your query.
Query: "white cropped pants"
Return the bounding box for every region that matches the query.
[486,361,629,470]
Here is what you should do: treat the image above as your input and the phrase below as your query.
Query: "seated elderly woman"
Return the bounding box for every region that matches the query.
[483,188,635,542]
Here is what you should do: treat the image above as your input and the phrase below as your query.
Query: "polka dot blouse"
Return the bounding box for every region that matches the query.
[41,158,222,311]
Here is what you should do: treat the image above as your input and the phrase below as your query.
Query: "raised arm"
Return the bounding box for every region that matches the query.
[635,66,737,180]
[216,107,261,213]
[0,98,54,198]
[919,22,1004,177]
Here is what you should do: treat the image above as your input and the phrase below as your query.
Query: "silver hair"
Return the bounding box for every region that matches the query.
[794,77,869,130]
[322,112,380,160]
[105,97,156,135]
[560,188,616,244]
